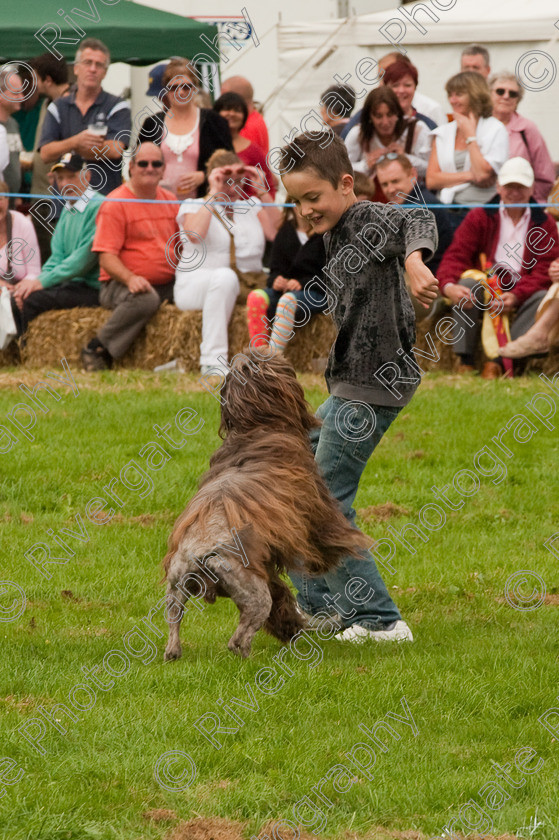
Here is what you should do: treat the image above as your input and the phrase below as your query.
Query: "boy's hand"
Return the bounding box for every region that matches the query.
[405,252,439,309]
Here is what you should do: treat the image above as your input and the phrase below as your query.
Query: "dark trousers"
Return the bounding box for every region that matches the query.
[11,282,100,336]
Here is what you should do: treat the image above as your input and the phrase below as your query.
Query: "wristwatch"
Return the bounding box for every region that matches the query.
[465,136,477,144]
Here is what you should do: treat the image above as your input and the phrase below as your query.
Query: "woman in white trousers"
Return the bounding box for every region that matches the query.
[174,149,280,375]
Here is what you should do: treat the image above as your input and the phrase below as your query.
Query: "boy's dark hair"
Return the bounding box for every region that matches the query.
[320,84,356,119]
[280,132,353,189]
[352,172,376,200]
[30,53,68,85]
[213,91,249,129]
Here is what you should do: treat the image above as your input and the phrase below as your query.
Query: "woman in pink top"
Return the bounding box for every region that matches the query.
[490,71,555,204]
[138,59,233,199]
[0,180,41,288]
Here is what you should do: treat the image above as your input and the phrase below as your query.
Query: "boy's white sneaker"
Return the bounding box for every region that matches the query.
[335,620,413,643]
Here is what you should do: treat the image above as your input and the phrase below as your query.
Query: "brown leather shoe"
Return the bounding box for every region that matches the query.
[481,361,503,380]
[457,363,475,374]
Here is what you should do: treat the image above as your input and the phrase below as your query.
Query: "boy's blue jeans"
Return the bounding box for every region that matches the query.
[288,395,402,629]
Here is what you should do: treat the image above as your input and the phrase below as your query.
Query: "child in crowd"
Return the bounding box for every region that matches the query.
[279,131,439,642]
[246,205,327,352]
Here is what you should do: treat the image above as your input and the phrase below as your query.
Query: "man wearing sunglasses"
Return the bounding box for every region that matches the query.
[80,142,178,371]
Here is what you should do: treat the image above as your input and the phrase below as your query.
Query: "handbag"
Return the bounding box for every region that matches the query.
[210,207,268,305]
[0,287,17,350]
[0,211,17,350]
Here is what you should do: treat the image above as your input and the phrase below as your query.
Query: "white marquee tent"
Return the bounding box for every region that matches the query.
[273,0,559,156]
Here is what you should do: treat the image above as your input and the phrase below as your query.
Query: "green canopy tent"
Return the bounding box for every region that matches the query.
[0,0,219,65]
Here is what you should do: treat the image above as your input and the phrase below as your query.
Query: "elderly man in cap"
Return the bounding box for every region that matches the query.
[10,153,102,336]
[437,157,559,377]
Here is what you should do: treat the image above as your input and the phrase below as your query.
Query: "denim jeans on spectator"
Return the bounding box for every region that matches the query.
[288,395,402,629]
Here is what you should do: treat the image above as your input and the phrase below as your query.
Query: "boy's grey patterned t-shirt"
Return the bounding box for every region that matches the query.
[321,200,438,407]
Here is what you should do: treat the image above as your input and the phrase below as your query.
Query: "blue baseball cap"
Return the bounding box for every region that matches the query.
[146,63,168,97]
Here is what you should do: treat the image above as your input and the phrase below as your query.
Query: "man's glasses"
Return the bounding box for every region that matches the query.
[136,160,164,168]
[79,59,107,70]
[494,88,520,98]
[377,152,399,164]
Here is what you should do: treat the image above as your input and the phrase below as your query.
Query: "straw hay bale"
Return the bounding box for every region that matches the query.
[7,302,558,374]
[0,342,20,367]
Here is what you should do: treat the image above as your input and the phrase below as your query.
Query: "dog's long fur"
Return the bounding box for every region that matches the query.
[162,350,369,659]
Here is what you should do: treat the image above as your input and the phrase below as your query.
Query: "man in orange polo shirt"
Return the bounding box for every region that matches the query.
[81,142,178,370]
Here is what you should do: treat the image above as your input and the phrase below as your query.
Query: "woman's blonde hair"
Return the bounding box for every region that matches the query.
[161,59,199,107]
[445,71,493,119]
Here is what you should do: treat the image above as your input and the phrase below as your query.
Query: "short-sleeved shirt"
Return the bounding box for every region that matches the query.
[92,183,178,285]
[39,88,131,195]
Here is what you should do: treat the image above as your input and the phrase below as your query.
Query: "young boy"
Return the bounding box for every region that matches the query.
[280,132,439,643]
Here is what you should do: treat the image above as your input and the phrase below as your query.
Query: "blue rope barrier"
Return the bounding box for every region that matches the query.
[1,192,558,210]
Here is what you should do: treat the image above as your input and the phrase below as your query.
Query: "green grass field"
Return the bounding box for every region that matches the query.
[1,366,558,840]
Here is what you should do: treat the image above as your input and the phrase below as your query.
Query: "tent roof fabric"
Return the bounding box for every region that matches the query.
[279,0,559,48]
[0,0,217,65]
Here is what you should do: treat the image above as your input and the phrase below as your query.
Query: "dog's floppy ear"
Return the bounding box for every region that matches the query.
[219,347,320,437]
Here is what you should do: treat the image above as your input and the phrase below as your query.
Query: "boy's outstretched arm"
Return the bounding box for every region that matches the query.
[405,251,439,308]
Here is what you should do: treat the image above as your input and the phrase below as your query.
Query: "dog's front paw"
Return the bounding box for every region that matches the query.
[164,643,182,661]
[228,637,251,658]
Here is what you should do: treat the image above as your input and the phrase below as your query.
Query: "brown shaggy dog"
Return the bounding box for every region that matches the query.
[162,349,369,659]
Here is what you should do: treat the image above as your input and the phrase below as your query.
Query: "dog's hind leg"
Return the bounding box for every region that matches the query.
[206,557,272,658]
[264,573,305,643]
[164,577,189,661]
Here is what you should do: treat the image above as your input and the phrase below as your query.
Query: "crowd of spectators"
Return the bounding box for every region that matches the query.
[1,39,558,377]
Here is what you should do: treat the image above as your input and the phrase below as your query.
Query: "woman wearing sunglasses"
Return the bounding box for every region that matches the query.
[138,59,233,199]
[489,72,555,204]
[426,72,508,223]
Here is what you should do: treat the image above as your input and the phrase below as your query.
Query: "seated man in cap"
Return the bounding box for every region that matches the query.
[11,153,102,336]
[436,157,559,377]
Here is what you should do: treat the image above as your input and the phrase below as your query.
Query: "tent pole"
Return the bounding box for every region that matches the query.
[262,15,351,110]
